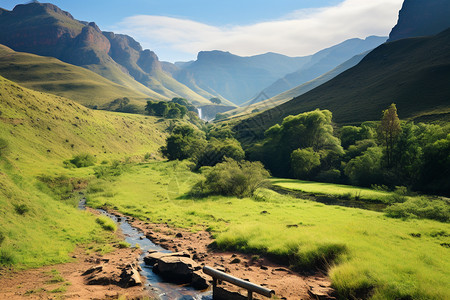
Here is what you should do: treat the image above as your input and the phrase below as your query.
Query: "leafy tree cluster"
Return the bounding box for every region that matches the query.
[104,97,143,114]
[248,105,449,195]
[210,97,222,104]
[192,158,269,198]
[145,98,197,119]
[248,109,344,182]
[161,123,245,169]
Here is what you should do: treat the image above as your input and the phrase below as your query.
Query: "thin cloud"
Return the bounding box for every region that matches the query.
[112,0,403,61]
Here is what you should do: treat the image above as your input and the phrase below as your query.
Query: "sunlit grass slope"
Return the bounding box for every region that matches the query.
[271,178,393,202]
[0,44,164,107]
[0,75,170,268]
[87,161,450,299]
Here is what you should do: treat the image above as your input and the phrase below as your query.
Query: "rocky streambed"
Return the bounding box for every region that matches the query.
[97,209,212,300]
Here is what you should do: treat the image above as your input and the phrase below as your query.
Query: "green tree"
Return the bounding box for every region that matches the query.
[210,97,221,104]
[196,138,245,167]
[254,109,343,177]
[161,125,207,161]
[291,148,321,179]
[344,147,384,186]
[378,103,402,167]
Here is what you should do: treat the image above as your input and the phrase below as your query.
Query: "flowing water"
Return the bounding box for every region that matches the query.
[79,196,212,299]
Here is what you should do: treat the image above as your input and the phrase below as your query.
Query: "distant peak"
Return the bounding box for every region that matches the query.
[12,2,74,19]
[197,50,233,60]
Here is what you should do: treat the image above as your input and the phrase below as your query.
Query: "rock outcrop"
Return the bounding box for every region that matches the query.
[388,0,450,42]
[144,250,210,290]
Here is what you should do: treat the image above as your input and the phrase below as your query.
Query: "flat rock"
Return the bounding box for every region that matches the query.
[155,256,201,283]
[144,251,190,266]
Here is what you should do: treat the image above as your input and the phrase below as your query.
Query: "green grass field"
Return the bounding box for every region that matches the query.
[271,178,393,202]
[86,161,450,300]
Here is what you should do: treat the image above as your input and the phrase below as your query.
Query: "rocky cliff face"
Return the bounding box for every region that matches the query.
[388,0,450,42]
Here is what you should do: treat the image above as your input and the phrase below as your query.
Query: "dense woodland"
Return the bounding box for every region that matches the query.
[163,104,450,196]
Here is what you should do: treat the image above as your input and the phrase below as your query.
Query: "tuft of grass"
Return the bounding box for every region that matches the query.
[0,247,16,266]
[118,241,131,249]
[96,216,117,232]
[385,197,449,222]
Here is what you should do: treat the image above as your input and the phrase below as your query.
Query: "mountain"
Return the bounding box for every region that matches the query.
[0,44,155,107]
[388,0,450,42]
[258,36,387,100]
[0,2,212,105]
[222,52,369,119]
[234,29,450,140]
[174,51,309,105]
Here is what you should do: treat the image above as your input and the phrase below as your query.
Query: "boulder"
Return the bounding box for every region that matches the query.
[155,256,201,283]
[191,270,210,290]
[144,251,190,266]
[119,264,142,287]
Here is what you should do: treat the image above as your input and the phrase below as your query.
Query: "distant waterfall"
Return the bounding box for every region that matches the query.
[197,107,203,120]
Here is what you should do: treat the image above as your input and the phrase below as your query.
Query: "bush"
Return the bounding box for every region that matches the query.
[385,197,449,222]
[65,154,96,168]
[14,203,29,215]
[93,160,125,178]
[0,247,16,266]
[192,158,270,198]
[0,231,5,245]
[96,216,117,231]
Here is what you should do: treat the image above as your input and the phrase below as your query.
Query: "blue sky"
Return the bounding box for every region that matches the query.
[1,0,403,62]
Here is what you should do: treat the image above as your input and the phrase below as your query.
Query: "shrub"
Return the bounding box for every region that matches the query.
[192,158,270,198]
[14,203,29,215]
[93,160,125,178]
[385,197,449,222]
[0,247,16,266]
[0,231,5,245]
[96,216,117,231]
[65,154,96,168]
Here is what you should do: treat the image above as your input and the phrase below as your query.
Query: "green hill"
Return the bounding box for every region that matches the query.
[0,44,162,107]
[234,29,450,139]
[0,74,169,268]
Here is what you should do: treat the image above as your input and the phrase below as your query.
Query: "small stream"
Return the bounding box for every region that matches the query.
[79,195,212,300]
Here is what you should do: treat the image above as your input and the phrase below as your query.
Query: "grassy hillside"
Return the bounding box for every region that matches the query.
[234,29,450,139]
[0,75,169,268]
[0,44,161,107]
[86,161,450,300]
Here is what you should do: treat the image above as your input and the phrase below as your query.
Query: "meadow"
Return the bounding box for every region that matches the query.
[271,178,394,202]
[86,161,450,300]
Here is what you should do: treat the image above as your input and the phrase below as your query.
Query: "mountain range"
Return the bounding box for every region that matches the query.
[0,2,222,106]
[234,27,450,140]
[173,37,386,106]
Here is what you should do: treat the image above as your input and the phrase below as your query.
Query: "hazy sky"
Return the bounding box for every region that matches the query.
[1,0,404,62]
